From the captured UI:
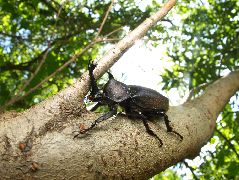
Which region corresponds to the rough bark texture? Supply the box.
[0,70,238,179]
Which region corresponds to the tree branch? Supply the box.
[1,46,51,111]
[94,0,115,40]
[183,161,199,180]
[192,70,239,120]
[0,34,70,73]
[216,128,239,159]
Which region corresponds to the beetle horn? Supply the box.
[107,72,114,79]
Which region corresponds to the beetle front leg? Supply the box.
[74,106,117,138]
[89,102,103,111]
[162,113,183,140]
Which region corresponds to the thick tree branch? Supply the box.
[192,70,239,120]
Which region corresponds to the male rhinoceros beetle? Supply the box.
[74,61,183,146]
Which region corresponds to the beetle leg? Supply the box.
[127,112,163,146]
[74,106,117,138]
[141,118,163,147]
[162,113,183,140]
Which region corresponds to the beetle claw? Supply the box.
[170,131,183,141]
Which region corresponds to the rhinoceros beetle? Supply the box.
[74,60,183,146]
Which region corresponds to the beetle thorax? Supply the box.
[103,78,130,103]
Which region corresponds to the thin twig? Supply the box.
[3,40,99,108]
[183,161,199,180]
[104,27,123,38]
[53,0,68,29]
[216,128,239,159]
[94,0,115,40]
[1,1,118,110]
[21,46,51,92]
[101,38,121,42]
[161,19,174,26]
[1,46,51,111]
[186,83,209,102]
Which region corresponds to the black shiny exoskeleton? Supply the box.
[75,61,183,146]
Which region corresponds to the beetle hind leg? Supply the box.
[142,118,163,147]
[127,112,163,146]
[162,113,183,140]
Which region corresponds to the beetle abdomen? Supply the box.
[128,85,169,111]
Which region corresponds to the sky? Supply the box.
[110,40,187,106]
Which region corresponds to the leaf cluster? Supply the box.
[0,0,156,110]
